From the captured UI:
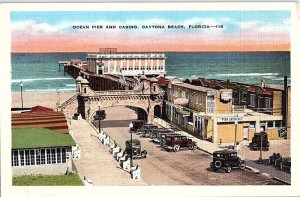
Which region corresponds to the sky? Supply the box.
[11,11,290,53]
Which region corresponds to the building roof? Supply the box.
[12,128,76,149]
[174,82,215,92]
[12,110,68,134]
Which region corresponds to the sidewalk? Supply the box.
[69,119,147,186]
[153,118,291,184]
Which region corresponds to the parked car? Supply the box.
[130,120,146,132]
[162,135,197,152]
[249,132,269,151]
[136,124,158,135]
[125,139,147,159]
[158,133,182,146]
[279,157,291,173]
[150,128,174,139]
[268,153,282,166]
[210,150,246,173]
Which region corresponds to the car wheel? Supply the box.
[191,145,197,150]
[239,161,246,170]
[214,160,222,168]
[142,150,147,158]
[174,145,180,152]
[226,166,232,173]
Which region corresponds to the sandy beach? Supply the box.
[11,91,76,109]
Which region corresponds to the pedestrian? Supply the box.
[219,138,222,145]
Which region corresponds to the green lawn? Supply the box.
[13,173,83,186]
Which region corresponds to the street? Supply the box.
[95,106,284,185]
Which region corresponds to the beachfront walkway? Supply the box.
[69,119,147,186]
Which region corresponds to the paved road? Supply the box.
[97,106,283,185]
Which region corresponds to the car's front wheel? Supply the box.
[226,166,232,173]
[214,160,222,169]
[239,161,246,170]
[173,145,180,152]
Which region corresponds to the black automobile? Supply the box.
[210,150,246,173]
[135,124,158,135]
[125,139,147,159]
[250,132,270,151]
[279,157,291,173]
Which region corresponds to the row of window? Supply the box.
[171,89,203,105]
[11,148,68,167]
[121,66,164,71]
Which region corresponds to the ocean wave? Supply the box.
[25,88,76,92]
[65,84,76,87]
[216,73,279,77]
[11,77,73,83]
[165,76,178,79]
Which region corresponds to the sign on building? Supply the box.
[221,91,232,102]
[217,116,243,123]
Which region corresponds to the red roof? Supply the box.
[12,108,68,134]
[30,106,54,112]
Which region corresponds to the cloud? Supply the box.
[11,20,70,35]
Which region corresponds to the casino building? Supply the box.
[165,78,290,143]
[86,48,166,77]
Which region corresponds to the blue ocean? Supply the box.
[11,52,290,92]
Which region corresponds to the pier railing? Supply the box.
[58,93,79,110]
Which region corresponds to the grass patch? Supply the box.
[13,173,83,186]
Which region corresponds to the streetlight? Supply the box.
[129,122,133,168]
[20,81,23,109]
[257,132,263,164]
[98,103,101,134]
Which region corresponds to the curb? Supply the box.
[272,176,291,185]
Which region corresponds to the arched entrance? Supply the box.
[90,106,148,129]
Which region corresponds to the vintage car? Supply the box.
[249,132,270,151]
[279,157,291,173]
[136,124,159,135]
[149,128,174,139]
[158,133,182,145]
[268,153,282,166]
[162,135,197,151]
[210,150,246,173]
[125,139,147,159]
[130,120,146,132]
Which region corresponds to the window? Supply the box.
[36,149,41,165]
[242,92,247,102]
[275,121,282,128]
[25,150,30,165]
[265,98,272,109]
[47,149,51,164]
[12,150,19,166]
[198,96,202,105]
[51,149,56,164]
[62,148,67,163]
[30,150,35,165]
[250,94,256,107]
[20,150,24,166]
[267,121,274,128]
[41,149,46,164]
[57,148,62,164]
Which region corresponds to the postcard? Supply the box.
[1,2,299,197]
